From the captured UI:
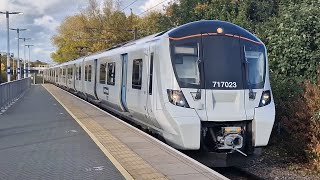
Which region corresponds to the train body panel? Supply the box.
[45,20,275,166]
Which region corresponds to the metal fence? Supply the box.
[0,78,31,112]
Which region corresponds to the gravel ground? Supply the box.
[240,145,320,180]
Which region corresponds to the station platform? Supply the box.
[0,85,226,180]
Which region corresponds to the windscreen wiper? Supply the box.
[243,47,255,100]
[195,42,201,99]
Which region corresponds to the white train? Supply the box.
[45,20,275,166]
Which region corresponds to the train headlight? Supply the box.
[217,27,223,34]
[167,89,190,108]
[259,90,271,107]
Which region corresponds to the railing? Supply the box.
[0,78,32,112]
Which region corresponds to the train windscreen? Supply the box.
[170,36,266,90]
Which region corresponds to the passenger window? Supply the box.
[78,66,81,80]
[149,53,154,95]
[68,68,72,79]
[107,62,116,85]
[85,65,88,81]
[76,67,78,80]
[132,59,142,89]
[88,65,92,82]
[100,63,106,84]
[62,68,65,79]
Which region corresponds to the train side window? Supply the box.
[72,67,75,79]
[65,68,67,83]
[107,62,116,85]
[88,65,92,82]
[85,65,88,81]
[100,63,106,84]
[149,53,154,95]
[76,66,79,80]
[79,66,82,80]
[68,67,73,79]
[132,59,142,89]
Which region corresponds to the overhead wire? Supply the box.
[121,0,139,12]
[138,0,169,16]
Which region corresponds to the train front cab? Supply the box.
[162,20,275,166]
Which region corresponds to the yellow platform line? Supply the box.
[43,85,134,180]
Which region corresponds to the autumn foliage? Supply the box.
[273,79,320,171]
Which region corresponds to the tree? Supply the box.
[51,0,134,63]
[259,0,320,82]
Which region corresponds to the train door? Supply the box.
[67,66,71,88]
[58,68,61,84]
[201,34,247,121]
[80,60,85,94]
[74,64,79,92]
[146,45,161,128]
[55,68,58,83]
[93,59,99,100]
[64,67,67,86]
[121,54,129,111]
[73,64,76,90]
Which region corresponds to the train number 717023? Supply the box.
[212,81,237,88]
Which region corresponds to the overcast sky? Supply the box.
[0,0,169,64]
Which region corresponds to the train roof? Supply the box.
[167,20,262,44]
[52,20,263,67]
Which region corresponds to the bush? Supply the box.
[273,77,320,171]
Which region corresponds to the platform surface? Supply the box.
[0,85,124,180]
[43,84,226,180]
[0,84,226,180]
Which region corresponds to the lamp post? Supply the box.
[0,11,23,82]
[11,28,27,80]
[19,37,31,78]
[25,44,33,77]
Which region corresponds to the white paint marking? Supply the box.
[93,166,104,171]
[85,168,92,172]
[85,166,104,172]
[66,129,78,134]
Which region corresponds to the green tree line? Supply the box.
[52,0,320,82]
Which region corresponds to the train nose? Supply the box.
[205,90,247,121]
